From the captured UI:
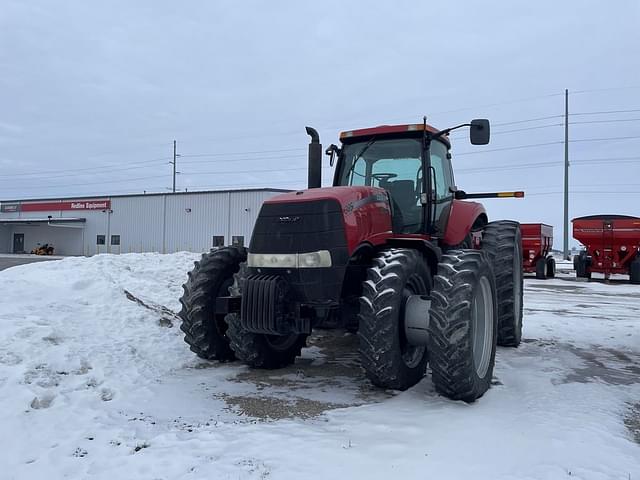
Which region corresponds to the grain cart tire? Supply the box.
[535,258,546,279]
[427,250,498,402]
[546,257,556,278]
[358,249,431,390]
[480,221,524,347]
[630,257,640,285]
[576,251,591,279]
[226,313,306,369]
[178,246,246,361]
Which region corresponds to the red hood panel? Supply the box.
[264,186,393,252]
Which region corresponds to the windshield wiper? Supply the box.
[344,138,376,183]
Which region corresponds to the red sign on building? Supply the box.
[19,199,111,212]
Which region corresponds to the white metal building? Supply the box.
[0,189,288,256]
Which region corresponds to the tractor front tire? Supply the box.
[358,249,431,391]
[481,221,524,347]
[178,246,246,361]
[427,250,498,402]
[225,313,306,369]
[546,257,556,278]
[535,258,546,279]
[630,257,640,285]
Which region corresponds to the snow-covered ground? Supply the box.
[0,253,639,479]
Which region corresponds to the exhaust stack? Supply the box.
[305,127,322,189]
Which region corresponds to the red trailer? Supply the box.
[572,214,640,283]
[521,223,555,279]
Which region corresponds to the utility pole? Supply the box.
[563,89,569,260]
[171,140,177,193]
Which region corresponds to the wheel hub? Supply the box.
[472,276,494,378]
[403,294,431,346]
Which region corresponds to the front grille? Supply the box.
[250,200,347,254]
[240,274,288,334]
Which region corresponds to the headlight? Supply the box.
[247,250,332,268]
[298,250,332,268]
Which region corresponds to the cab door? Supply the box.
[429,140,455,235]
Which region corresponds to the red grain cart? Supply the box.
[521,223,555,279]
[572,215,640,283]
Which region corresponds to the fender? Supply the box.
[442,200,487,246]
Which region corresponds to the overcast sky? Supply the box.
[1,0,639,245]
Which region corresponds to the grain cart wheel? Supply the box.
[546,257,556,278]
[225,266,306,369]
[535,258,546,279]
[480,221,524,347]
[358,249,431,390]
[178,246,246,361]
[576,251,591,279]
[630,256,640,285]
[427,250,498,402]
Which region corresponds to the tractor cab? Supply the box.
[334,125,453,235]
[325,120,490,238]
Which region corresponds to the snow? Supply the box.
[0,253,639,479]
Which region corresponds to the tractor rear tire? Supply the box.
[630,257,640,285]
[480,221,523,347]
[225,313,306,369]
[427,250,498,402]
[546,257,556,278]
[535,258,546,279]
[178,246,246,361]
[358,249,431,391]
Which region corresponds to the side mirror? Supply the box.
[470,119,490,145]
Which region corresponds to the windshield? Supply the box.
[336,138,423,233]
[337,138,423,189]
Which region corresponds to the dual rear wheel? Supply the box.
[358,247,502,402]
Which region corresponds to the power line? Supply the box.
[491,115,564,127]
[0,156,172,179]
[0,174,170,191]
[180,147,304,158]
[456,141,563,156]
[570,118,640,125]
[571,108,640,116]
[570,135,640,143]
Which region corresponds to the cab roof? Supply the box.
[339,123,450,147]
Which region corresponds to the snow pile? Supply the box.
[0,253,639,479]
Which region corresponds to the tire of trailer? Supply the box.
[546,257,556,278]
[225,313,306,369]
[178,246,246,361]
[358,248,431,391]
[630,257,640,285]
[427,250,498,402]
[480,221,524,347]
[535,258,546,279]
[576,251,591,279]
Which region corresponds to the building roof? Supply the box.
[0,187,292,204]
[0,217,86,225]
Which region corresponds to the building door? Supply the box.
[13,233,25,253]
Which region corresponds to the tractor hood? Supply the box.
[260,186,393,254]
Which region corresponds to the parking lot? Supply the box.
[0,254,63,271]
[0,252,638,479]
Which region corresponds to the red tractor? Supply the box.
[179,119,524,402]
